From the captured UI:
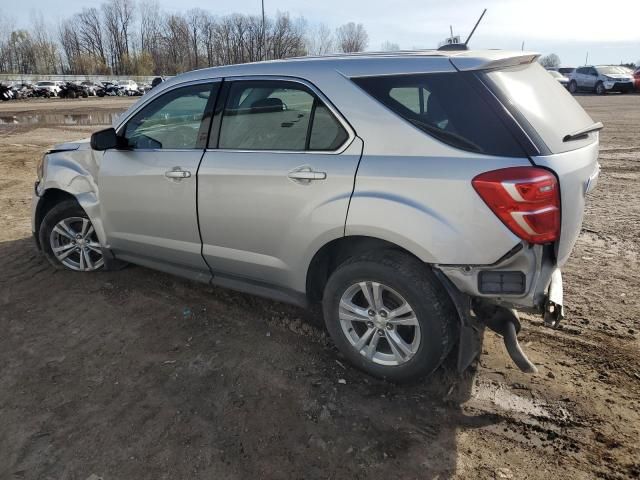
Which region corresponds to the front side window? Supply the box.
[216,80,348,151]
[123,82,216,149]
[353,73,525,157]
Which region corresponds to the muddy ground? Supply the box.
[0,95,638,479]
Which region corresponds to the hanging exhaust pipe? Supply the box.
[473,300,538,374]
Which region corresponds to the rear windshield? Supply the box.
[485,62,596,154]
[352,73,526,157]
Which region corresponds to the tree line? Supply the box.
[0,2,373,76]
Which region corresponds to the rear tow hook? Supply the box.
[474,302,538,374]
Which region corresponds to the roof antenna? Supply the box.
[438,8,487,51]
[464,8,487,46]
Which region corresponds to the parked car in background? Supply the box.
[58,82,89,99]
[0,83,13,101]
[558,67,575,78]
[568,65,635,94]
[634,67,640,91]
[32,50,602,383]
[548,69,569,88]
[81,81,99,96]
[34,81,60,97]
[117,79,139,95]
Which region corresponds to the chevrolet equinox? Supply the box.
[32,50,602,382]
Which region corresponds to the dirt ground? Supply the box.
[0,95,638,480]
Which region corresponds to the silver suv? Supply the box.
[32,50,602,382]
[568,65,635,94]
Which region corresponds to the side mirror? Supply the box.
[90,127,123,150]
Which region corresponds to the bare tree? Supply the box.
[0,4,351,75]
[269,12,306,60]
[306,23,334,55]
[102,0,135,74]
[336,22,368,53]
[539,53,561,69]
[30,13,59,74]
[75,8,108,72]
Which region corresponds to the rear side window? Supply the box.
[485,62,596,154]
[353,73,526,157]
[216,80,348,151]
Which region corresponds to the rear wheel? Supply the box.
[322,250,457,382]
[39,200,104,272]
[568,80,578,94]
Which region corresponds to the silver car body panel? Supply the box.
[32,49,596,310]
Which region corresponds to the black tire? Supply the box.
[568,80,578,94]
[68,90,77,99]
[39,199,104,272]
[322,250,457,383]
[595,81,606,95]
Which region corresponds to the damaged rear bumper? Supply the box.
[435,242,558,313]
[434,243,565,373]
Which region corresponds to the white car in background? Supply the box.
[117,80,139,96]
[34,81,61,97]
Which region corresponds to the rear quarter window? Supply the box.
[353,73,526,157]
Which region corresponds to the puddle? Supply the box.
[0,110,123,126]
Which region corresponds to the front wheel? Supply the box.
[322,250,457,382]
[568,80,578,94]
[595,81,606,95]
[39,200,104,272]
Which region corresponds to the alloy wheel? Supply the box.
[49,216,103,271]
[338,281,421,366]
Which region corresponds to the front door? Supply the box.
[197,78,362,291]
[99,80,219,280]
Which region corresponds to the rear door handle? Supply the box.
[165,167,191,179]
[287,168,326,182]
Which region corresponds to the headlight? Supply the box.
[36,153,46,181]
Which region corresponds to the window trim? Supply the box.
[114,79,220,152]
[207,75,355,155]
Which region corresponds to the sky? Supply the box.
[10,0,640,66]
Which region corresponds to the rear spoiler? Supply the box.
[563,122,604,142]
[449,53,539,72]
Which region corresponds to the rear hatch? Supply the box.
[480,62,601,266]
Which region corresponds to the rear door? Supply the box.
[197,77,361,291]
[99,80,219,280]
[485,62,600,266]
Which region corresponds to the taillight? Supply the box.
[472,167,560,244]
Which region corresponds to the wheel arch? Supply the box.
[35,187,106,248]
[306,235,433,304]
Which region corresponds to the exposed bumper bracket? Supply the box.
[544,269,564,328]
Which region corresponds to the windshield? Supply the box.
[597,66,627,75]
[485,62,596,154]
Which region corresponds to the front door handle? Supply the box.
[165,167,191,179]
[287,168,327,182]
